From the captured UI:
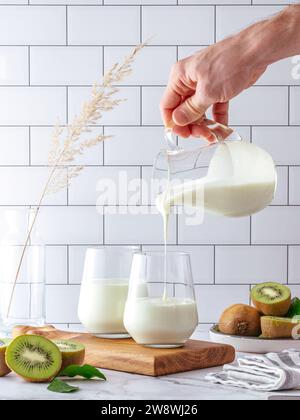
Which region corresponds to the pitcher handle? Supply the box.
[165,118,241,148]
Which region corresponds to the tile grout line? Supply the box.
[139,165,142,206]
[5,3,293,7]
[28,126,31,166]
[140,86,143,126]
[66,86,69,124]
[287,245,289,284]
[140,5,142,44]
[66,5,68,46]
[28,46,30,86]
[103,212,105,245]
[103,126,105,165]
[102,45,104,77]
[0,124,297,128]
[213,245,216,285]
[287,165,290,205]
[288,85,290,125]
[214,5,216,44]
[66,167,69,205]
[0,84,296,88]
[67,244,70,285]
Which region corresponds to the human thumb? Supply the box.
[172,94,210,126]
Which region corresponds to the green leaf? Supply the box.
[59,364,106,381]
[47,378,79,394]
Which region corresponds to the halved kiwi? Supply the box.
[251,282,291,316]
[0,338,11,377]
[5,335,62,383]
[261,316,300,339]
[52,339,85,371]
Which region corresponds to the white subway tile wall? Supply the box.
[0,2,298,328]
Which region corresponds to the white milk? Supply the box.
[78,279,129,335]
[124,297,198,346]
[157,178,275,218]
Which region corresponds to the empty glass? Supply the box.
[124,251,198,348]
[78,246,139,338]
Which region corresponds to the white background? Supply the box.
[0,0,299,330]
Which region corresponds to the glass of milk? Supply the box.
[124,251,198,348]
[78,246,139,338]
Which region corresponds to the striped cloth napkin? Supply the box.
[206,350,300,391]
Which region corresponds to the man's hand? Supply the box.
[161,3,300,140]
[160,33,267,140]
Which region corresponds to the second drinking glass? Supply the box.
[78,246,139,338]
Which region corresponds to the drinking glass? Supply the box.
[78,246,139,338]
[0,208,45,337]
[124,251,198,348]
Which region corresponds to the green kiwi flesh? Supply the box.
[251,282,291,316]
[52,339,85,370]
[5,335,62,382]
[261,316,300,339]
[0,339,11,377]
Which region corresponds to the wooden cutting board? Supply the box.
[13,325,235,377]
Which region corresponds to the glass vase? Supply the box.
[0,208,46,337]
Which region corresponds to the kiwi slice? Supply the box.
[261,316,300,339]
[251,282,291,316]
[5,335,62,383]
[52,340,85,371]
[0,338,11,377]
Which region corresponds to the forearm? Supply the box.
[235,4,300,68]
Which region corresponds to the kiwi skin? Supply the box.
[0,340,11,377]
[219,304,261,337]
[5,335,62,383]
[261,316,300,339]
[251,283,291,317]
[53,340,85,371]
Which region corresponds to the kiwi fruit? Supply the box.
[5,335,62,383]
[52,339,85,371]
[251,282,291,316]
[0,339,11,377]
[261,316,300,339]
[219,304,261,337]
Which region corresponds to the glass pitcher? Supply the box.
[152,121,277,220]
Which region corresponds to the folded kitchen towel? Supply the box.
[206,349,300,391]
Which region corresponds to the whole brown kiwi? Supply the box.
[0,340,11,377]
[219,304,261,337]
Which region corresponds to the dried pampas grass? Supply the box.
[7,42,146,317]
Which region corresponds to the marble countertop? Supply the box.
[0,330,299,401]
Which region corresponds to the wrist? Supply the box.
[235,5,300,69]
